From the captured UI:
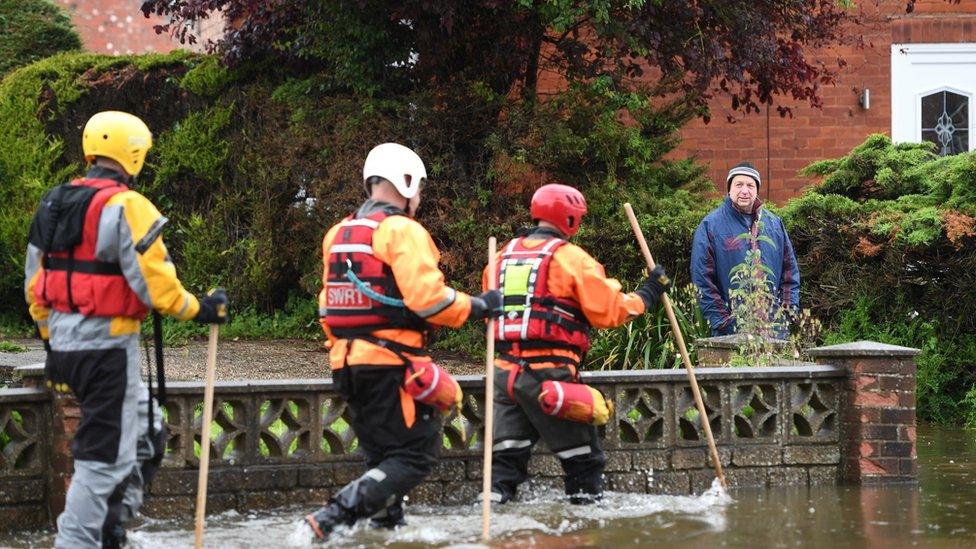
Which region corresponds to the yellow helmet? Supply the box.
[82,111,153,176]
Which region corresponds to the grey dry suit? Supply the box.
[25,166,203,548]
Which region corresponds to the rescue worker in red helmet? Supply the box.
[484,183,671,504]
[24,111,229,548]
[301,143,502,541]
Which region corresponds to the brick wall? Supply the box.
[672,0,976,203]
[56,0,224,55]
[56,0,177,55]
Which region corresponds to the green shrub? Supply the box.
[0,0,81,75]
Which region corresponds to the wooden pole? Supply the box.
[623,203,727,489]
[194,324,220,549]
[481,237,497,541]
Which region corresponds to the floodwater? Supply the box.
[2,424,974,548]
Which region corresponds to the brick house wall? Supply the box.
[672,0,976,203]
[55,0,224,55]
[61,1,976,202]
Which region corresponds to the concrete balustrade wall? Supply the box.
[0,340,918,530]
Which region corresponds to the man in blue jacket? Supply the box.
[690,162,800,336]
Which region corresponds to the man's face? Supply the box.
[728,175,758,212]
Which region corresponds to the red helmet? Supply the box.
[530,184,587,237]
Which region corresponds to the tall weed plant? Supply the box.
[588,283,710,370]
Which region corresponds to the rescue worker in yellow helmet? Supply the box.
[24,111,229,548]
[301,143,502,541]
[484,183,671,504]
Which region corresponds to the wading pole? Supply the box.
[623,203,727,489]
[194,324,220,548]
[482,236,497,541]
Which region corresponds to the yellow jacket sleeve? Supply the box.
[373,216,472,328]
[109,191,199,320]
[24,244,50,339]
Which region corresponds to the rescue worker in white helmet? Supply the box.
[484,183,671,504]
[24,111,229,548]
[300,143,502,541]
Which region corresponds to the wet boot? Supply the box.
[304,503,353,541]
[101,523,127,549]
[305,472,387,540]
[102,481,128,548]
[563,450,605,505]
[569,491,603,505]
[370,499,406,529]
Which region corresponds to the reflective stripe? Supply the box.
[493,439,532,452]
[553,380,565,414]
[556,445,592,459]
[415,287,456,318]
[330,244,374,255]
[540,239,563,253]
[135,215,168,254]
[364,468,387,482]
[176,293,191,318]
[414,364,440,401]
[343,218,380,228]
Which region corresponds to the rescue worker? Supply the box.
[486,183,671,504]
[301,143,502,541]
[24,111,229,548]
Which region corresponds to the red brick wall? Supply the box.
[673,0,976,203]
[57,0,227,54]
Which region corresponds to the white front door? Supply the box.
[891,43,976,155]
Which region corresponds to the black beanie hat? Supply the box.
[726,162,761,191]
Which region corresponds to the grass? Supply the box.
[0,341,28,353]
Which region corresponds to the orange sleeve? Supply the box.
[549,243,645,329]
[373,216,472,327]
[318,223,342,343]
[481,251,504,292]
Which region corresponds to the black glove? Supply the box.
[194,288,229,324]
[469,289,503,321]
[635,265,672,310]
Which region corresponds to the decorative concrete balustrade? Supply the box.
[0,340,917,530]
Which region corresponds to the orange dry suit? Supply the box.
[483,227,646,504]
[313,200,476,530]
[484,230,646,378]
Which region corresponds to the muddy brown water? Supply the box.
[2,424,974,548]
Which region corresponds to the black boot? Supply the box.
[101,523,127,549]
[370,498,406,529]
[304,503,352,541]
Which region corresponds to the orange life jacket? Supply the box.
[31,178,148,319]
[493,236,591,355]
[322,208,427,339]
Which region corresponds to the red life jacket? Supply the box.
[33,178,148,319]
[322,208,427,338]
[493,236,591,355]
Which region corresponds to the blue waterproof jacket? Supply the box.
[690,197,800,336]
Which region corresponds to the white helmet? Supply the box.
[362,143,427,199]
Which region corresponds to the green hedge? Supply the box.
[0,52,706,325]
[783,135,976,425]
[0,0,81,75]
[4,52,976,426]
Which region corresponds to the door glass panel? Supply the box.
[921,90,969,156]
